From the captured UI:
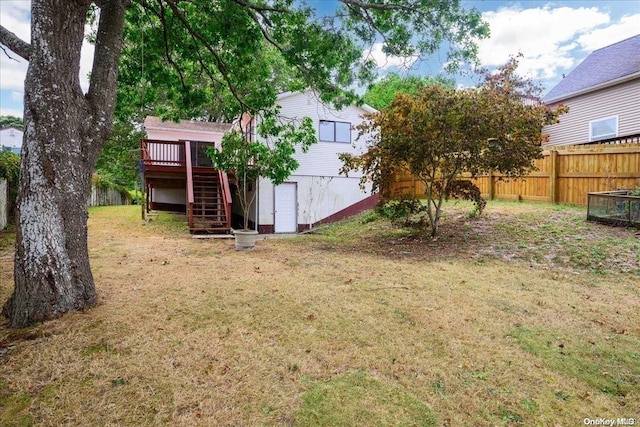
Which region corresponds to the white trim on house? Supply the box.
[545,71,640,104]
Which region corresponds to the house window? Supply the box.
[589,116,618,141]
[319,120,351,143]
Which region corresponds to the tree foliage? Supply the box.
[341,57,568,237]
[363,73,455,111]
[0,116,23,129]
[115,0,488,122]
[0,150,20,221]
[95,119,144,190]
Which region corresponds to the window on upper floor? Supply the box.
[319,120,351,143]
[589,116,618,141]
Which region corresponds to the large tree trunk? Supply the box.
[2,0,128,328]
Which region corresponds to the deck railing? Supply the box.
[585,132,640,145]
[141,139,186,168]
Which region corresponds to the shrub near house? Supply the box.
[0,150,20,226]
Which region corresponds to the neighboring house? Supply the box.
[0,127,23,154]
[141,91,378,233]
[542,34,640,146]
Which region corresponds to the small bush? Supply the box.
[359,210,380,224]
[378,198,429,229]
[378,198,424,220]
[0,151,21,222]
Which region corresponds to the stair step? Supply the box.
[188,171,230,234]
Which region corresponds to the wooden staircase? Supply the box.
[185,141,232,234]
[190,172,230,233]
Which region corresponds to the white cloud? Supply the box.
[0,1,30,41]
[0,107,23,118]
[0,54,28,91]
[477,6,612,80]
[0,1,30,92]
[576,13,640,51]
[364,42,419,70]
[0,1,94,94]
[79,33,95,91]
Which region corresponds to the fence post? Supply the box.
[549,149,558,204]
[0,179,7,230]
[411,174,416,198]
[488,170,494,200]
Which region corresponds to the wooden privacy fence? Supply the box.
[0,179,7,229]
[389,143,640,207]
[89,184,131,207]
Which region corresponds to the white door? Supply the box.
[274,183,297,233]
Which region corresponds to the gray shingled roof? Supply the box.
[544,34,640,103]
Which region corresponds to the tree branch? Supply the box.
[231,0,288,15]
[157,1,188,90]
[162,0,252,113]
[86,0,130,157]
[0,25,31,61]
[340,0,417,13]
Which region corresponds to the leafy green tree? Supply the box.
[341,58,567,238]
[0,151,21,222]
[0,116,23,129]
[95,119,144,190]
[0,0,488,327]
[363,73,455,111]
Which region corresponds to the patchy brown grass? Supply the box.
[0,202,638,426]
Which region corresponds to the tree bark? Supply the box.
[2,0,128,328]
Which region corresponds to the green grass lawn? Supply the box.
[0,201,638,426]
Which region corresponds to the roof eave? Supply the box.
[144,124,231,134]
[545,70,640,104]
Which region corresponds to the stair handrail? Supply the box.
[185,140,195,228]
[218,170,233,229]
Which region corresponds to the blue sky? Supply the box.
[1,0,639,117]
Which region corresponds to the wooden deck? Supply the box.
[141,139,233,233]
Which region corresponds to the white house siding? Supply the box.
[0,127,23,154]
[274,92,371,178]
[151,188,186,205]
[258,175,372,230]
[543,79,640,146]
[254,92,375,231]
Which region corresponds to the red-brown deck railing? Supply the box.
[141,139,186,169]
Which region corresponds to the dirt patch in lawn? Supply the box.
[305,201,640,274]
[0,202,638,426]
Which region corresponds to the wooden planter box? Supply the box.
[587,190,640,228]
